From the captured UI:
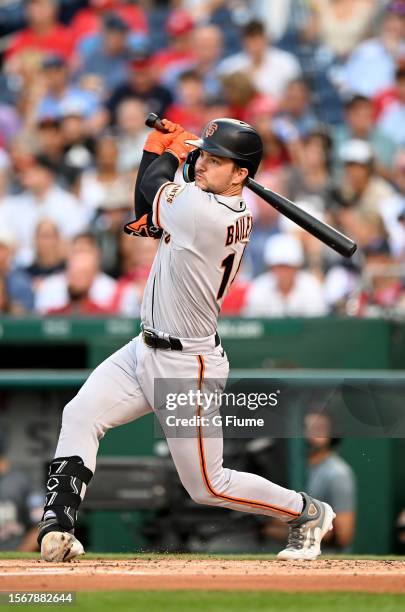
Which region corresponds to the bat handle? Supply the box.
[145,112,169,133]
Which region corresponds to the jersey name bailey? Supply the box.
[225,214,253,246]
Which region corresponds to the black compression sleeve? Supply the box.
[140,152,179,205]
[134,151,159,218]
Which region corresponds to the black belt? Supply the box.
[142,329,220,351]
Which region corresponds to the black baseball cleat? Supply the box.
[277,492,336,561]
[38,519,84,562]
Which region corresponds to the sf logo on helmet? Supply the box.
[204,122,218,138]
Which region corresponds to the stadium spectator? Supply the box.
[74,12,135,95]
[330,139,396,217]
[377,64,405,146]
[5,134,36,195]
[34,116,73,188]
[333,94,397,177]
[244,172,283,277]
[45,251,114,315]
[0,151,12,202]
[243,234,327,317]
[70,0,147,49]
[276,78,317,139]
[25,219,66,290]
[183,25,224,97]
[0,228,34,314]
[36,54,101,124]
[5,0,73,71]
[0,430,43,551]
[394,149,405,203]
[0,104,21,148]
[35,233,116,314]
[59,102,96,188]
[91,179,132,278]
[303,0,377,59]
[0,154,87,266]
[179,0,227,23]
[165,70,208,134]
[324,259,362,314]
[304,409,357,551]
[220,71,277,125]
[161,24,225,97]
[115,98,149,172]
[246,0,295,44]
[286,126,333,213]
[339,3,405,97]
[218,20,301,102]
[348,240,405,316]
[112,234,157,315]
[79,132,122,219]
[0,276,10,314]
[106,48,173,122]
[153,9,196,76]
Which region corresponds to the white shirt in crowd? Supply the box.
[34,272,117,314]
[218,47,301,100]
[0,186,87,266]
[243,270,328,317]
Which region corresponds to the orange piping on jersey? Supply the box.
[154,181,175,229]
[195,355,300,519]
[155,183,166,229]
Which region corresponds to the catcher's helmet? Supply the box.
[183,118,263,182]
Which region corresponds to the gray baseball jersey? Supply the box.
[141,181,253,337]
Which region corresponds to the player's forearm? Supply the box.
[134,151,159,218]
[140,151,179,204]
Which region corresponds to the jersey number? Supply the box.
[217,253,236,300]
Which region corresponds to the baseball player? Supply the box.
[37,118,335,562]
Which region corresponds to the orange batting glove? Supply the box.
[166,131,198,163]
[144,119,185,155]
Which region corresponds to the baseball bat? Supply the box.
[145,112,357,258]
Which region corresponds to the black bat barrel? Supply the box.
[247,179,357,258]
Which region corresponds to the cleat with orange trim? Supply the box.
[277,492,336,561]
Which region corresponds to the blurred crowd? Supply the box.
[0,0,405,318]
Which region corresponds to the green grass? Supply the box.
[1,552,405,561]
[1,591,405,612]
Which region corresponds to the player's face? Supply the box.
[194,150,248,195]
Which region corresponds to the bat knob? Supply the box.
[145,112,159,128]
[145,113,167,133]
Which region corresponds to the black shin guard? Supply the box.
[38,456,93,545]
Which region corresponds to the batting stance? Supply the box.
[38,118,335,562]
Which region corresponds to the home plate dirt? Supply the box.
[1,559,405,592]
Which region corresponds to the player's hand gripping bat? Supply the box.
[145,112,357,258]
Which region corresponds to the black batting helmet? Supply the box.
[183,118,263,182]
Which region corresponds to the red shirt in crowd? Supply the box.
[374,87,399,119]
[6,24,73,62]
[165,104,206,134]
[221,281,251,316]
[152,48,196,75]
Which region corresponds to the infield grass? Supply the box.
[1,552,404,560]
[1,591,405,612]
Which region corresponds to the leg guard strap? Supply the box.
[38,456,93,545]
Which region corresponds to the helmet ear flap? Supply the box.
[183,149,200,183]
